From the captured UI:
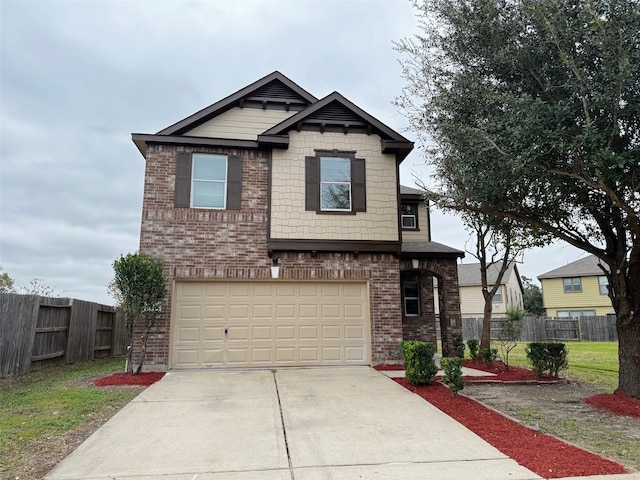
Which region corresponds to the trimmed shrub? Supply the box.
[467,339,480,359]
[525,342,569,378]
[480,347,498,366]
[401,341,438,385]
[440,357,465,395]
[546,343,569,377]
[453,332,466,358]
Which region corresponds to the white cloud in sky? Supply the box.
[0,0,585,304]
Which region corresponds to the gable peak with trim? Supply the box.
[132,71,413,160]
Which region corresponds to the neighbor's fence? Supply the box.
[0,293,127,377]
[461,315,618,343]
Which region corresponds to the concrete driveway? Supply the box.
[46,367,541,480]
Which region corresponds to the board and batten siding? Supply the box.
[270,131,399,242]
[184,107,296,141]
[541,276,613,316]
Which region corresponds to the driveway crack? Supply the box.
[272,369,295,480]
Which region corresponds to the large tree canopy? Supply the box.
[396,0,640,396]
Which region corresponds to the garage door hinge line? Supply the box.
[272,369,296,480]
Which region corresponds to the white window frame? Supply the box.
[557,310,596,318]
[403,281,420,316]
[320,157,352,211]
[401,203,418,229]
[563,277,582,293]
[492,287,503,303]
[598,276,608,295]
[191,154,228,209]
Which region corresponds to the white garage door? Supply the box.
[171,281,370,368]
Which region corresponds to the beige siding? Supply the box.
[270,131,398,241]
[402,204,430,243]
[541,276,613,316]
[184,107,296,140]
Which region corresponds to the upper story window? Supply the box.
[320,157,351,211]
[563,277,582,293]
[401,203,418,229]
[598,276,608,295]
[174,151,242,210]
[492,288,502,302]
[305,150,366,213]
[192,154,227,209]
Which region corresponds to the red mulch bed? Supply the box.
[94,372,165,387]
[395,378,627,478]
[586,390,640,418]
[461,359,563,382]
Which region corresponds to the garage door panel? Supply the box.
[171,281,369,368]
[344,325,365,340]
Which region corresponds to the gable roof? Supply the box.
[260,91,413,160]
[401,241,464,259]
[457,262,522,291]
[158,71,317,136]
[538,254,607,279]
[132,71,414,159]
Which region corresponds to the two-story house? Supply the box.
[131,72,463,370]
[538,255,614,317]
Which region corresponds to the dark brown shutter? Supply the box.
[174,152,192,208]
[352,158,366,212]
[226,155,243,210]
[305,156,319,211]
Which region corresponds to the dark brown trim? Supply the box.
[400,201,420,231]
[131,134,260,157]
[257,134,290,149]
[156,71,318,136]
[267,239,401,254]
[400,251,464,260]
[263,92,414,148]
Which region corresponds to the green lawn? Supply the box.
[0,358,137,478]
[492,341,619,391]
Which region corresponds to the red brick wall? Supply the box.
[135,144,402,369]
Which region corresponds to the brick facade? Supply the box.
[137,143,405,369]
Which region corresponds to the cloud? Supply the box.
[0,0,582,303]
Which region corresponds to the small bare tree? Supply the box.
[499,306,524,371]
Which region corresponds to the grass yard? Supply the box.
[0,357,138,479]
[494,341,619,391]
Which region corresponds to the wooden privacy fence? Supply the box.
[0,293,127,377]
[461,315,618,343]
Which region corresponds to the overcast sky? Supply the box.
[0,0,586,305]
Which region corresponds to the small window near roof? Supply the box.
[192,154,228,209]
[563,277,582,293]
[401,203,418,229]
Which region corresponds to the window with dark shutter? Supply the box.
[351,158,366,212]
[226,156,243,210]
[174,152,242,210]
[174,152,192,208]
[305,151,366,214]
[305,156,320,211]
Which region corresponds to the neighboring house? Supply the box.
[434,263,524,318]
[538,255,613,317]
[456,263,524,317]
[131,71,464,370]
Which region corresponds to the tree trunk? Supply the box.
[617,312,640,399]
[480,293,493,351]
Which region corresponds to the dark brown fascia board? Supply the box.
[262,92,414,146]
[156,71,318,136]
[400,193,423,202]
[131,133,259,157]
[400,250,465,260]
[257,134,290,149]
[267,239,401,254]
[381,140,414,162]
